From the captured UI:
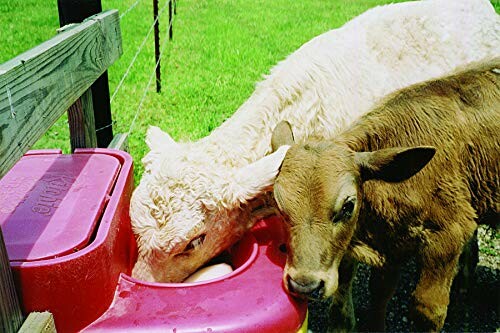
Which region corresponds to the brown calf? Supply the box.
[272,59,499,332]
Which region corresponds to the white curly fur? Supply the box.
[130,0,500,283]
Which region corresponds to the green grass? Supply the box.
[0,0,498,179]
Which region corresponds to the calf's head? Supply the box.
[272,123,435,299]
[131,126,290,282]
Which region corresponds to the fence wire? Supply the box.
[127,15,174,136]
[120,0,144,19]
[111,0,172,104]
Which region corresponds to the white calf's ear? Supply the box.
[225,145,290,205]
[146,126,178,151]
[355,146,435,182]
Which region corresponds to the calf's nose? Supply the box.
[287,275,325,299]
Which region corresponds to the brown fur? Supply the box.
[273,59,499,332]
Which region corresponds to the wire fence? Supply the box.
[128,15,174,135]
[110,0,172,104]
[110,0,176,136]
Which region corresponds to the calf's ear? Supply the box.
[271,121,295,152]
[355,146,435,182]
[142,126,180,173]
[146,126,178,151]
[223,145,290,206]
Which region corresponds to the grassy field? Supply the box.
[1,0,499,179]
[1,0,416,177]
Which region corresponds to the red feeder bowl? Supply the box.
[83,216,308,332]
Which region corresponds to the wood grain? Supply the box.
[18,312,56,333]
[0,229,23,333]
[0,10,122,178]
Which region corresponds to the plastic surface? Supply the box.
[84,216,308,333]
[1,149,136,333]
[0,153,120,261]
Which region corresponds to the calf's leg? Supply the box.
[453,229,479,296]
[328,257,358,332]
[367,264,401,331]
[411,253,461,332]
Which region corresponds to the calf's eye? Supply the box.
[331,199,356,223]
[184,233,206,252]
[341,200,355,216]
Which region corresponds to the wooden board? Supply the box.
[0,229,23,333]
[18,312,56,333]
[0,9,122,178]
[108,133,129,152]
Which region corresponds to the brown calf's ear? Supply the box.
[271,121,295,152]
[355,146,436,183]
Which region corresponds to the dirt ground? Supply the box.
[307,226,499,332]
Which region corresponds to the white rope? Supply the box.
[111,0,171,104]
[127,15,174,136]
[119,0,143,20]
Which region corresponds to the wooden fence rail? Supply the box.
[0,10,122,178]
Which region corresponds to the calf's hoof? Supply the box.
[410,300,447,332]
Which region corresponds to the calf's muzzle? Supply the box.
[286,274,325,300]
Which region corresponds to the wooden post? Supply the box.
[0,228,23,333]
[57,0,114,148]
[169,0,173,40]
[66,90,97,150]
[153,0,161,93]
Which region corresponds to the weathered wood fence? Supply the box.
[0,4,125,332]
